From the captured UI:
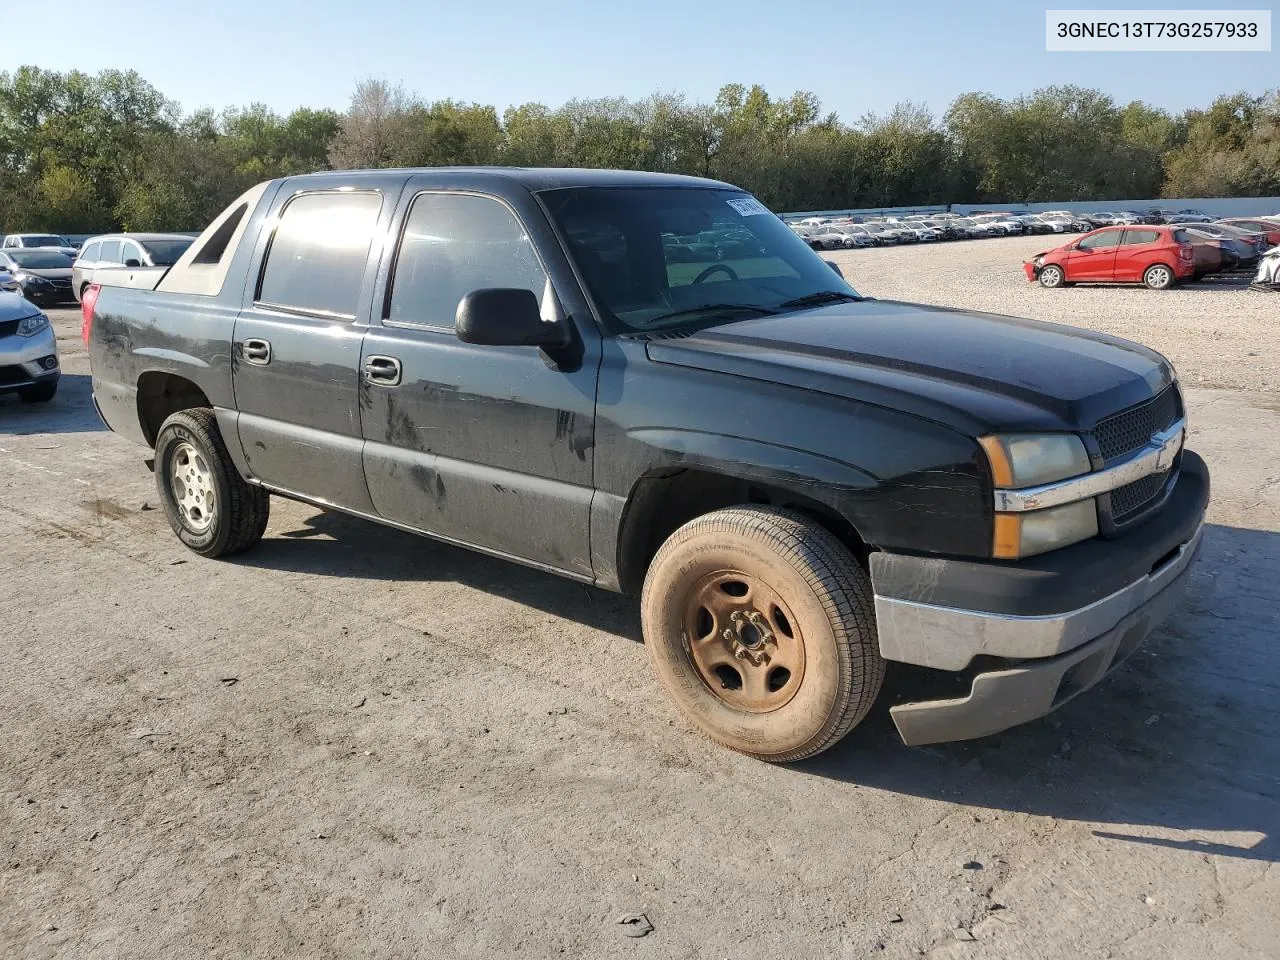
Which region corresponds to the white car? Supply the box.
[808,227,849,250]
[2,233,80,258]
[972,215,1023,235]
[828,225,877,248]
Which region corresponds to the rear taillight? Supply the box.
[81,284,101,346]
[1177,245,1195,260]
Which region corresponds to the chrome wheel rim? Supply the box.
[1041,266,1061,286]
[170,441,216,532]
[1148,266,1171,288]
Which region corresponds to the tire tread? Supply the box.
[644,506,884,763]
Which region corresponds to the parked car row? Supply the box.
[784,205,1280,251]
[1024,216,1280,290]
[786,210,1100,249]
[0,232,195,306]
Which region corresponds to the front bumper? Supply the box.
[0,325,61,394]
[871,450,1210,745]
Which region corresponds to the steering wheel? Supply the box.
[692,264,739,284]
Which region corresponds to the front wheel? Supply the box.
[641,506,884,763]
[1144,263,1175,290]
[1038,264,1065,288]
[154,408,269,558]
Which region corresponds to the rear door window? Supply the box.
[98,240,122,264]
[80,242,101,262]
[257,191,382,318]
[1121,229,1160,246]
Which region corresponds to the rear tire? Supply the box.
[18,381,57,403]
[1038,264,1065,288]
[1144,264,1175,289]
[154,408,269,558]
[641,506,884,763]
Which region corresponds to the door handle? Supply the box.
[363,355,402,386]
[242,338,271,365]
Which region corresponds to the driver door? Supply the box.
[1065,228,1122,281]
[358,187,600,576]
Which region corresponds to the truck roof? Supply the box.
[291,167,737,191]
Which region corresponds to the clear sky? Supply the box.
[12,0,1278,120]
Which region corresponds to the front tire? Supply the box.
[154,408,269,558]
[641,506,884,763]
[1144,264,1175,289]
[1038,264,1065,288]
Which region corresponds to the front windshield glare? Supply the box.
[541,187,860,332]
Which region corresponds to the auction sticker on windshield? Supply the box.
[726,197,771,217]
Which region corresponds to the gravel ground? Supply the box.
[830,235,1279,393]
[1,247,1278,960]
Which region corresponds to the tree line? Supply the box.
[1,66,1277,233]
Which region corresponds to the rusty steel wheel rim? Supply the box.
[681,569,807,713]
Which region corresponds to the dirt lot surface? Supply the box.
[2,236,1277,959]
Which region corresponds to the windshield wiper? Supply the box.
[645,302,779,326]
[776,290,866,310]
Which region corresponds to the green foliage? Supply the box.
[1,66,1277,235]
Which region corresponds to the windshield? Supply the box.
[18,235,66,248]
[140,238,194,266]
[542,187,861,333]
[9,251,73,269]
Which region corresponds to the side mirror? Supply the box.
[455,288,569,348]
[825,261,844,278]
[124,258,142,268]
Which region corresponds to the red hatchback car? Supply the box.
[1025,225,1197,290]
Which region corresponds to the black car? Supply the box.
[0,250,76,306]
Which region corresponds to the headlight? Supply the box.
[980,433,1096,559]
[16,273,50,286]
[16,313,50,336]
[993,500,1099,559]
[978,434,1091,488]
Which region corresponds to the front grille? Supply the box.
[1091,386,1180,463]
[0,319,18,337]
[0,365,30,386]
[1110,470,1170,522]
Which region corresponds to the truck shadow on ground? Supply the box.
[0,374,106,435]
[240,507,643,641]
[806,522,1280,866]
[242,510,1278,864]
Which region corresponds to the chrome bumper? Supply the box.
[883,523,1204,746]
[875,522,1204,671]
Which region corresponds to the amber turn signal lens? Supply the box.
[992,514,1022,559]
[978,435,1015,488]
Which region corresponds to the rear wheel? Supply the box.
[1038,264,1065,288]
[1144,264,1175,289]
[641,506,884,763]
[154,408,269,558]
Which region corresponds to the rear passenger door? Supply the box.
[358,185,600,576]
[231,178,407,512]
[1114,228,1161,281]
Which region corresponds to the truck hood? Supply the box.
[0,291,40,321]
[644,299,1174,435]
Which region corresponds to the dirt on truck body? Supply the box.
[84,167,1208,760]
